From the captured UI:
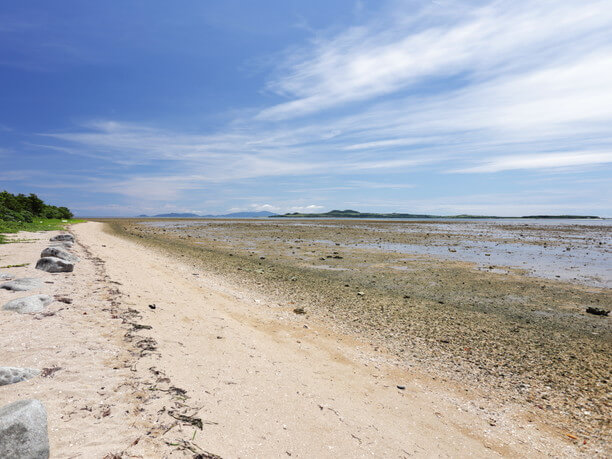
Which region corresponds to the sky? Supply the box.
[1,0,611,217]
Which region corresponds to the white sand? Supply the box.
[0,222,581,457]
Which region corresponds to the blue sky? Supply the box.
[1,0,611,217]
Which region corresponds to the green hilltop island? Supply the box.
[271,209,601,219]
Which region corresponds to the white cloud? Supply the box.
[249,203,280,212]
[16,0,612,216]
[259,0,612,120]
[451,152,612,173]
[288,204,324,213]
[226,203,324,214]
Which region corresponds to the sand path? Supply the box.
[1,222,579,457]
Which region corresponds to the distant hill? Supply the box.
[137,210,600,220]
[137,211,277,218]
[521,215,600,219]
[272,209,601,219]
[272,209,440,219]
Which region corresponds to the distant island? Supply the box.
[271,209,601,219]
[137,211,277,218]
[135,209,602,220]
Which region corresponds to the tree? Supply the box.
[0,190,73,222]
[27,193,45,215]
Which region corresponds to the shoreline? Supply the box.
[106,218,611,450]
[1,221,606,456]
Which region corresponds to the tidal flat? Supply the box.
[106,218,611,447]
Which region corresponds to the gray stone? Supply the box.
[49,241,73,249]
[49,234,74,242]
[35,257,73,273]
[40,247,79,263]
[0,278,42,292]
[0,368,40,386]
[2,295,53,314]
[0,399,49,459]
[0,274,14,281]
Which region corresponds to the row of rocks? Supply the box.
[0,232,77,458]
[35,234,77,274]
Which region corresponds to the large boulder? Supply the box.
[0,278,42,292]
[2,295,53,314]
[49,234,74,242]
[0,368,40,386]
[35,257,73,273]
[0,399,49,458]
[40,247,79,263]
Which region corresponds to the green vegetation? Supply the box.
[1,190,73,222]
[0,190,81,243]
[0,219,84,244]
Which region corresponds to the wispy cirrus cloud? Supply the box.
[259,0,612,120]
[7,0,612,215]
[451,152,612,173]
[37,1,612,180]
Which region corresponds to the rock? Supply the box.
[2,295,53,314]
[0,278,42,292]
[49,241,73,249]
[397,385,406,390]
[586,307,610,316]
[49,234,74,242]
[35,257,73,273]
[0,274,14,281]
[40,247,79,263]
[0,368,40,386]
[0,399,49,458]
[357,291,365,296]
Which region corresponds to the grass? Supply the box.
[0,263,29,269]
[0,218,85,244]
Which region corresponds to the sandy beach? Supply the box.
[0,221,608,457]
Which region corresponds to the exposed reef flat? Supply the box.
[106,217,611,452]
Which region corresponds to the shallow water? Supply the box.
[336,239,611,288]
[141,218,611,288]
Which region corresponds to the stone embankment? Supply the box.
[0,232,77,458]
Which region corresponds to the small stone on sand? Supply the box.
[2,295,53,314]
[0,367,40,386]
[0,278,42,292]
